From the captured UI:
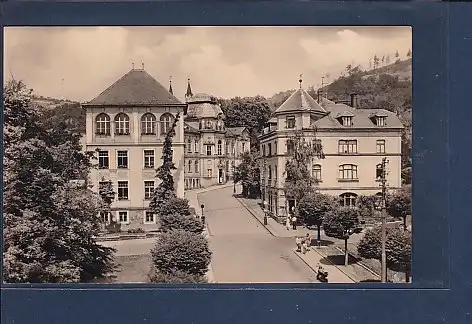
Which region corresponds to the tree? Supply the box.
[150,230,212,277]
[149,268,208,284]
[3,80,115,283]
[373,55,380,70]
[386,55,391,65]
[160,197,192,217]
[297,193,338,246]
[356,195,379,224]
[323,206,361,266]
[98,178,116,230]
[233,150,261,198]
[159,213,204,234]
[406,48,412,58]
[283,131,324,203]
[357,225,412,282]
[149,113,180,217]
[386,185,412,230]
[395,50,400,59]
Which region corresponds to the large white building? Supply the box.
[258,84,404,220]
[82,67,186,230]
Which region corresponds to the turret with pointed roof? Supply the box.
[168,76,173,95]
[185,78,193,101]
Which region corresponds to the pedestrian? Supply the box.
[285,216,291,231]
[295,236,302,252]
[292,215,297,230]
[303,233,311,253]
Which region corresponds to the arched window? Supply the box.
[96,113,110,135]
[160,113,174,135]
[141,113,156,135]
[339,164,358,180]
[188,160,192,173]
[312,164,322,181]
[376,164,383,180]
[340,192,358,207]
[114,113,130,135]
[217,140,222,155]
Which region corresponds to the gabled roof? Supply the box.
[226,126,247,137]
[85,69,183,106]
[184,121,200,134]
[275,88,327,115]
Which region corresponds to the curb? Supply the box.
[96,233,159,242]
[332,246,381,279]
[309,247,357,283]
[235,197,276,236]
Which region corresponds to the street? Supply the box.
[199,186,317,283]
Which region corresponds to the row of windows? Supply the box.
[284,115,386,128]
[187,160,199,173]
[185,178,201,189]
[95,113,174,136]
[261,141,277,156]
[100,210,156,224]
[98,149,165,169]
[99,180,155,200]
[283,139,386,155]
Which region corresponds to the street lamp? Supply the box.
[232,146,236,194]
[263,200,268,225]
[200,204,205,224]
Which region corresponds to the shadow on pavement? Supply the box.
[310,239,334,247]
[319,254,359,266]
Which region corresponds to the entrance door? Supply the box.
[218,169,223,184]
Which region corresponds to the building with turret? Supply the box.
[258,79,404,220]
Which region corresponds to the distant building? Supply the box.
[183,80,250,189]
[258,83,404,220]
[82,67,186,230]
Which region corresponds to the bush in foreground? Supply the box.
[148,267,208,284]
[159,213,204,234]
[151,230,211,276]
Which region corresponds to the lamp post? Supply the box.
[379,157,389,283]
[233,146,236,194]
[263,200,268,225]
[200,203,205,224]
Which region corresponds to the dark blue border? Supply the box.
[2,1,471,323]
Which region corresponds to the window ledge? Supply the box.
[141,133,156,136]
[118,198,129,201]
[338,152,360,155]
[115,133,131,136]
[117,167,129,169]
[337,179,359,183]
[143,221,156,225]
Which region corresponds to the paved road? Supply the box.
[199,186,316,283]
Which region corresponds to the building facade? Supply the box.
[82,67,186,230]
[182,81,251,189]
[258,85,404,220]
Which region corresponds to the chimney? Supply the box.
[317,89,324,104]
[350,93,358,108]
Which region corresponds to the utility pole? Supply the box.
[233,144,236,194]
[380,157,389,283]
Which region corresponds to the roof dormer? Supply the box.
[369,111,388,126]
[336,111,355,126]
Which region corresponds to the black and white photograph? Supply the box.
[3,26,412,284]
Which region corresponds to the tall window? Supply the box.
[194,140,199,153]
[338,140,358,154]
[206,145,212,156]
[144,181,154,200]
[376,140,386,154]
[141,113,156,135]
[286,116,296,129]
[226,141,229,154]
[262,145,266,157]
[376,164,383,180]
[117,181,129,200]
[287,140,295,155]
[217,140,222,155]
[225,160,229,173]
[160,113,174,135]
[268,165,272,180]
[187,139,192,153]
[242,143,246,152]
[340,193,358,207]
[144,150,155,168]
[339,164,358,180]
[195,160,199,173]
[117,151,128,168]
[96,113,111,135]
[312,164,322,181]
[231,142,235,155]
[188,160,192,173]
[144,211,155,224]
[342,116,353,126]
[98,151,109,169]
[274,140,277,154]
[268,143,272,156]
[207,169,212,178]
[376,116,386,126]
[118,211,129,223]
[115,113,130,135]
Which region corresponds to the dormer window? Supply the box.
[376,116,386,126]
[369,112,388,126]
[286,116,296,129]
[342,116,353,126]
[336,111,355,126]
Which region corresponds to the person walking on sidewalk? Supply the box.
[285,216,291,231]
[292,215,297,230]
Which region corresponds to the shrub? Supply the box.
[160,197,192,217]
[148,267,208,284]
[151,230,211,276]
[127,228,145,234]
[105,221,121,234]
[159,213,204,234]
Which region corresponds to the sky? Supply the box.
[4,26,411,102]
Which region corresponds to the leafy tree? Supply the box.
[3,80,115,283]
[149,113,180,217]
[406,48,412,58]
[233,150,261,198]
[150,230,212,276]
[323,206,361,266]
[284,132,324,203]
[357,225,412,282]
[395,50,400,59]
[98,178,116,230]
[159,213,204,234]
[148,267,208,284]
[387,185,412,230]
[373,54,380,70]
[297,193,338,245]
[356,195,379,224]
[386,55,391,65]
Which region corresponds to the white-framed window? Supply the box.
[376,116,386,126]
[188,160,192,173]
[100,211,111,224]
[115,113,130,135]
[117,150,128,168]
[268,143,272,156]
[342,116,353,126]
[226,141,229,154]
[187,138,192,153]
[217,140,222,155]
[226,160,229,173]
[376,140,386,154]
[339,164,358,180]
[242,142,246,152]
[286,116,296,129]
[206,145,212,156]
[117,181,129,200]
[338,140,357,154]
[312,164,322,181]
[144,181,155,200]
[117,211,129,224]
[160,113,174,134]
[96,113,111,135]
[194,139,199,153]
[98,150,109,169]
[286,139,295,155]
[207,169,212,178]
[231,142,235,155]
[141,113,156,135]
[144,150,155,168]
[195,160,199,173]
[144,211,156,224]
[340,193,358,207]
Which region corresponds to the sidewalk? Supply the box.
[184,183,234,283]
